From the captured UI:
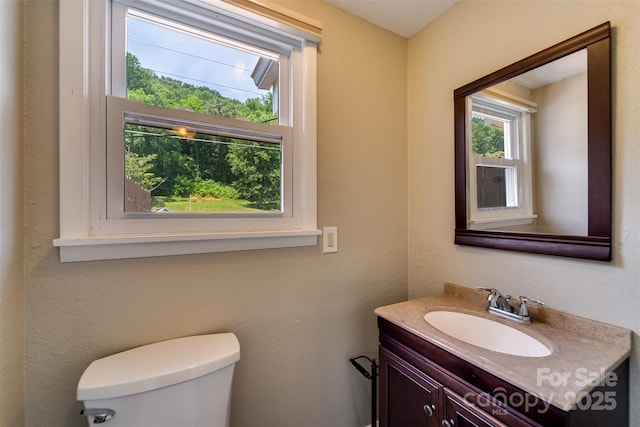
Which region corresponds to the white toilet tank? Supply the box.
[77,333,240,427]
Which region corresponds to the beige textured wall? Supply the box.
[0,0,25,426]
[408,0,640,424]
[534,72,588,235]
[23,1,407,426]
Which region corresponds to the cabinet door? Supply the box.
[380,347,442,427]
[442,388,508,427]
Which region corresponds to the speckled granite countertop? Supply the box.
[374,283,631,411]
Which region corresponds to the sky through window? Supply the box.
[127,15,272,102]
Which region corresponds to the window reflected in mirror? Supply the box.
[467,87,535,230]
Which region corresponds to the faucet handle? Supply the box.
[476,287,497,303]
[518,296,544,316]
[477,286,498,295]
[477,287,503,308]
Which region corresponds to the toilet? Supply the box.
[77,333,240,426]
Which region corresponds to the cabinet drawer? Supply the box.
[444,387,509,427]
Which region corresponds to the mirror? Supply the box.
[454,22,611,261]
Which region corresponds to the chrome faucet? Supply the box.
[517,296,545,318]
[477,287,543,323]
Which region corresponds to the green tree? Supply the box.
[125,124,192,197]
[471,116,505,158]
[227,141,281,209]
[237,93,276,123]
[126,53,155,95]
[125,151,162,190]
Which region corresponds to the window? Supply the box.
[55,0,322,262]
[467,89,537,229]
[113,6,286,216]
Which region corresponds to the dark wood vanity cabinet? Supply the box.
[378,317,629,427]
[380,346,518,427]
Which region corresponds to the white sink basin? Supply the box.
[424,311,552,357]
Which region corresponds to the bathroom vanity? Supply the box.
[375,284,631,427]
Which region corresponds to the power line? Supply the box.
[124,128,281,151]
[129,37,255,72]
[128,38,268,98]
[144,67,265,98]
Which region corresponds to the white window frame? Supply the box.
[467,89,537,230]
[55,0,321,262]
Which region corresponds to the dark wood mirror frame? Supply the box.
[454,22,611,261]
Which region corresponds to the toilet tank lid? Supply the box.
[77,333,240,401]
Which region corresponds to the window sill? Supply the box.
[53,230,321,262]
[468,214,537,231]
